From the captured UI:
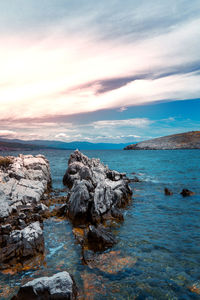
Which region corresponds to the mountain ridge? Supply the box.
[0,138,130,151]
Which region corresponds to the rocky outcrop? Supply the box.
[12,271,78,300]
[0,154,51,270]
[63,150,132,252]
[124,131,200,150]
[63,150,132,225]
[0,222,44,270]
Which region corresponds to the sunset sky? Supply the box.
[0,0,200,143]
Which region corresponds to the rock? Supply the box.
[164,188,173,196]
[84,250,137,274]
[129,176,141,183]
[63,150,132,225]
[87,225,116,251]
[52,204,68,217]
[11,271,78,300]
[0,222,44,269]
[180,189,195,197]
[0,154,51,270]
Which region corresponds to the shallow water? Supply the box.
[0,149,200,299]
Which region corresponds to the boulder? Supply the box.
[63,150,132,225]
[11,271,78,300]
[0,154,51,222]
[0,222,44,269]
[87,225,116,252]
[180,189,195,197]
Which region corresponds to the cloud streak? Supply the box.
[0,1,200,141]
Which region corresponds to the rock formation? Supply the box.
[124,131,200,150]
[63,150,132,251]
[12,271,77,300]
[0,154,51,270]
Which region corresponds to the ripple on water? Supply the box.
[0,149,200,299]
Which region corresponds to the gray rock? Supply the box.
[0,154,51,219]
[63,150,132,225]
[12,271,78,300]
[0,154,51,269]
[87,225,116,251]
[0,222,44,264]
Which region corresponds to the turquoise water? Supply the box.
[0,149,200,299]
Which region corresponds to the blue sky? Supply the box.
[0,1,200,142]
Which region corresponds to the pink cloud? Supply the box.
[0,18,200,121]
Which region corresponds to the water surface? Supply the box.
[0,149,200,299]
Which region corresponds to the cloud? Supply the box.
[55,133,70,139]
[118,107,127,112]
[92,118,152,128]
[0,16,200,121]
[0,130,16,137]
[0,1,200,142]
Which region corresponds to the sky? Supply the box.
[0,0,200,143]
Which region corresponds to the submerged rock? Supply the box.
[0,154,51,270]
[129,176,141,183]
[164,188,173,196]
[12,271,78,300]
[180,189,195,197]
[84,250,137,274]
[63,150,132,226]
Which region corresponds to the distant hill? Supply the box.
[0,140,60,151]
[124,131,200,150]
[0,138,130,150]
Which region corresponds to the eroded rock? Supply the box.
[87,225,116,252]
[63,150,132,226]
[12,271,78,300]
[63,150,132,252]
[0,154,51,270]
[0,222,44,269]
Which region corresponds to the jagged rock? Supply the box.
[87,225,116,252]
[11,271,78,300]
[0,154,51,270]
[0,222,44,269]
[180,189,195,197]
[164,188,173,196]
[0,154,51,221]
[63,150,132,225]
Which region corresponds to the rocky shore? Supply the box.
[0,154,51,270]
[0,150,133,299]
[124,131,200,150]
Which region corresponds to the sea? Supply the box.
[0,149,200,299]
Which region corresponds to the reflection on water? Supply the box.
[0,149,200,299]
